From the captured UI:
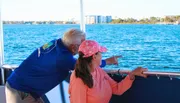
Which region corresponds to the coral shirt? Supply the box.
[69,67,134,103]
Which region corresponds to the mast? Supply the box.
[80,0,85,32]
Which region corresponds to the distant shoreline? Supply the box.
[3,23,180,25]
[3,15,180,25]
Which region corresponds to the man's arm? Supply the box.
[100,55,122,67]
[72,55,122,68]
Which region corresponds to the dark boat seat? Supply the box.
[109,74,180,103]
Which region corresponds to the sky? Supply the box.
[1,0,180,21]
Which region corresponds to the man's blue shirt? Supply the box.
[7,39,106,98]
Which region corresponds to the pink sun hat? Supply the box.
[78,40,107,58]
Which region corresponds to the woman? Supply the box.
[68,40,147,103]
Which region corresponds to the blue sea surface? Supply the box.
[3,24,180,103]
[3,24,180,71]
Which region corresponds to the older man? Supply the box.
[5,29,120,103]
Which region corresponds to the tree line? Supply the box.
[110,15,180,24]
[3,15,180,24]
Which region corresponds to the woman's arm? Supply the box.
[104,72,134,95]
[103,67,147,95]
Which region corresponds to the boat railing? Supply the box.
[1,64,180,80]
[1,64,180,103]
[105,69,180,80]
[1,64,18,70]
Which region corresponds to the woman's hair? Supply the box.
[75,52,96,88]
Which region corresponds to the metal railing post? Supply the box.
[0,1,5,85]
[59,83,66,103]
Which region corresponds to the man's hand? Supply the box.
[105,55,122,65]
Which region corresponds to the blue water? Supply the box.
[3,24,180,71]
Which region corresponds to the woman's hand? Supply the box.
[129,67,148,80]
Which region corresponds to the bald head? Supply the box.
[62,29,86,55]
[62,29,86,46]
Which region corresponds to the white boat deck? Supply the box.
[0,81,70,103]
[0,86,6,103]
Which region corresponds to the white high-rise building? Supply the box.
[85,15,112,24]
[106,16,112,23]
